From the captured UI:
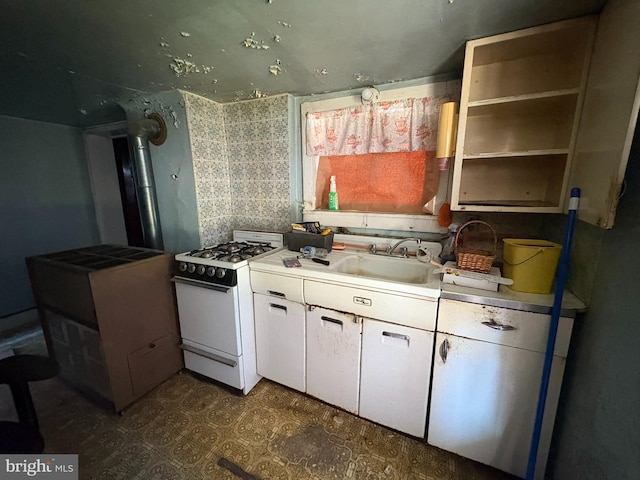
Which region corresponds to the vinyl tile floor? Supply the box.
[0,332,517,480]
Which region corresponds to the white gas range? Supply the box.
[172,230,284,394]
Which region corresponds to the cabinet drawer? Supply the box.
[305,280,437,331]
[250,271,304,303]
[438,299,573,356]
[128,332,183,396]
[182,341,245,390]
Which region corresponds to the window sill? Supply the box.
[302,209,447,234]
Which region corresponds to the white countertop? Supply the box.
[249,245,587,316]
[248,247,442,300]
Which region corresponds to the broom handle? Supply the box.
[526,187,580,479]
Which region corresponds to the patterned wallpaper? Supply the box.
[225,95,292,235]
[183,92,291,246]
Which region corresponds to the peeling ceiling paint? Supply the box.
[0,0,606,127]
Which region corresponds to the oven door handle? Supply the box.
[180,344,238,368]
[171,276,231,293]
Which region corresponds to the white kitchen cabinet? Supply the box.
[451,17,596,213]
[306,306,362,414]
[428,299,573,479]
[304,278,437,437]
[253,293,306,392]
[359,318,434,438]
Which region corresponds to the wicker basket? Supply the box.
[455,220,497,273]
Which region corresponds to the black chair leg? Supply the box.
[0,354,60,452]
[9,382,39,430]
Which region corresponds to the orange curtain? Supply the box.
[315,151,440,214]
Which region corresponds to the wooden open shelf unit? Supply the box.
[451,17,596,212]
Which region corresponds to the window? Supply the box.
[301,80,461,233]
[315,151,437,214]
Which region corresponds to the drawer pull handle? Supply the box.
[267,290,285,298]
[439,338,449,363]
[482,319,516,331]
[269,303,287,313]
[382,331,410,345]
[321,316,343,326]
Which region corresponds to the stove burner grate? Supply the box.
[187,242,274,261]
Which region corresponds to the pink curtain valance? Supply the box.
[306,95,451,156]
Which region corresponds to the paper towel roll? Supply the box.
[436,102,458,170]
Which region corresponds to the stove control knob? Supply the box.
[178,262,188,272]
[216,267,227,278]
[196,265,206,275]
[206,266,216,277]
[187,263,196,273]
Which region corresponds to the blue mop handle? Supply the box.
[526,187,581,480]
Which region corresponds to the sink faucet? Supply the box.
[369,237,421,258]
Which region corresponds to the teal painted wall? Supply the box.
[549,125,640,479]
[0,115,99,317]
[120,91,200,253]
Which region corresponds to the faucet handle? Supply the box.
[369,244,377,254]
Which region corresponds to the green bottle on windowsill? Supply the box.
[328,175,339,211]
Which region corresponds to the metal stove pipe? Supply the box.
[128,113,167,250]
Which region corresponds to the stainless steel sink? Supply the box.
[329,254,431,284]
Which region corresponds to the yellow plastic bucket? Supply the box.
[502,239,562,294]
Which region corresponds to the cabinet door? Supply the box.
[306,307,362,414]
[428,333,565,479]
[569,0,640,228]
[128,332,183,397]
[359,318,433,438]
[253,293,306,392]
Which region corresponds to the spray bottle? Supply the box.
[440,222,460,263]
[328,176,339,211]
